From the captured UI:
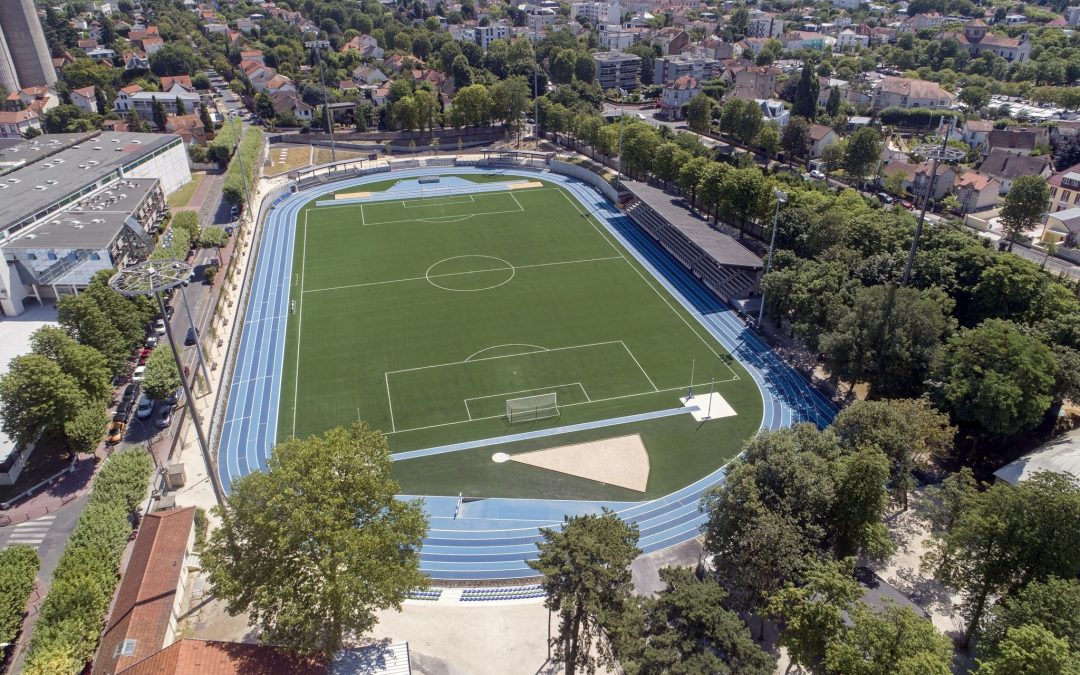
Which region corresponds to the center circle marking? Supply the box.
[425,255,516,292]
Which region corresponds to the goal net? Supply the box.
[506,393,559,424]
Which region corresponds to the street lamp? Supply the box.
[306,39,338,163]
[757,189,787,327]
[110,260,224,504]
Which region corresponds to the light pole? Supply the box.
[306,39,338,163]
[110,260,224,504]
[757,189,787,326]
[902,120,964,286]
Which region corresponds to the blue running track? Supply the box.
[218,167,838,581]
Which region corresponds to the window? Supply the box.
[115,639,137,657]
[46,251,57,260]
[1051,187,1058,197]
[1062,190,1070,203]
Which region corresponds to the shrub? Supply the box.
[22,449,152,675]
[204,265,219,285]
[0,546,40,645]
[208,121,241,164]
[878,106,962,128]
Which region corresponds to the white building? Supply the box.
[653,54,720,85]
[569,1,622,25]
[599,25,636,50]
[659,76,699,119]
[594,50,642,91]
[836,29,869,51]
[747,11,785,38]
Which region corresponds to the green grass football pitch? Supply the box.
[278,175,762,501]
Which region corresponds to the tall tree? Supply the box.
[975,624,1080,675]
[151,96,167,131]
[677,156,710,208]
[56,294,130,376]
[529,510,639,675]
[767,557,862,670]
[685,93,713,134]
[202,423,428,655]
[625,567,775,674]
[818,284,956,399]
[721,167,771,238]
[29,326,112,406]
[981,577,1080,657]
[0,354,85,448]
[925,473,1080,646]
[141,347,180,402]
[792,63,819,120]
[781,115,812,164]
[174,96,187,116]
[1000,176,1049,251]
[824,600,953,674]
[832,399,954,510]
[843,126,882,183]
[931,319,1057,437]
[199,103,213,132]
[826,85,842,117]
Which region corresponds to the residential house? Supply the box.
[1040,208,1080,247]
[164,112,207,145]
[371,81,391,106]
[160,76,194,94]
[70,86,98,114]
[836,29,869,51]
[959,119,993,148]
[979,149,1052,194]
[0,110,41,138]
[352,65,388,85]
[757,99,789,128]
[1048,164,1080,213]
[808,123,840,158]
[871,76,955,110]
[911,161,957,201]
[817,78,872,107]
[239,49,264,64]
[141,35,165,55]
[124,51,150,71]
[339,34,384,59]
[697,35,736,60]
[6,87,58,114]
[782,31,826,50]
[897,12,947,32]
[939,20,1030,63]
[737,37,768,57]
[86,47,116,61]
[263,74,296,95]
[659,75,700,119]
[653,27,690,55]
[269,90,313,122]
[980,128,1044,157]
[726,65,778,101]
[114,90,202,126]
[953,171,1000,213]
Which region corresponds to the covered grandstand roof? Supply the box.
[621,180,763,270]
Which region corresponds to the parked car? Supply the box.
[136,394,154,419]
[166,389,181,408]
[876,192,895,204]
[132,365,147,382]
[115,401,132,419]
[122,383,138,403]
[154,319,167,336]
[156,408,172,429]
[901,199,915,210]
[106,421,126,445]
[184,327,198,346]
[809,169,826,180]
[145,336,159,348]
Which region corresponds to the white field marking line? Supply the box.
[417,214,474,224]
[557,189,739,381]
[385,339,627,376]
[291,210,309,437]
[359,202,366,226]
[620,340,658,392]
[303,256,622,295]
[386,380,736,435]
[464,344,549,362]
[464,383,589,408]
[311,187,562,212]
[509,190,524,213]
[363,206,522,228]
[385,372,397,432]
[401,194,475,208]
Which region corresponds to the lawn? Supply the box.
[265,145,312,176]
[277,175,762,500]
[166,172,205,208]
[313,147,369,165]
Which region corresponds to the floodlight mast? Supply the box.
[902,120,965,286]
[110,260,224,505]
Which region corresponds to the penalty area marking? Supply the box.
[465,344,549,362]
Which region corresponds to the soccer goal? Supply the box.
[506,393,559,424]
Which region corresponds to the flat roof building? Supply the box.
[594,51,642,92]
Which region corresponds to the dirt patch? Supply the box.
[510,434,650,492]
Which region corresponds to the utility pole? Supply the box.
[306,39,338,163]
[902,119,963,286]
[757,189,787,326]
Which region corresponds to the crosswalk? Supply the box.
[1,515,55,549]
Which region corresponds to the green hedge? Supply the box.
[878,106,962,128]
[221,126,263,208]
[208,120,241,164]
[150,222,192,261]
[22,449,153,675]
[0,546,39,646]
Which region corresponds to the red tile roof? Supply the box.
[93,508,196,675]
[117,639,328,675]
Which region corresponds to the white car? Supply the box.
[132,365,147,382]
[136,394,154,419]
[154,319,167,336]
[809,169,826,180]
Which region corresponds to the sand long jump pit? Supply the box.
[501,434,650,492]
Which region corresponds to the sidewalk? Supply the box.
[0,453,98,527]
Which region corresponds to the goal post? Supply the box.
[506,392,559,424]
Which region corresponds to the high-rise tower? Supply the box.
[0,0,57,91]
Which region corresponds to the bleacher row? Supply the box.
[407,589,444,601]
[460,585,546,602]
[295,164,390,190]
[623,200,758,303]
